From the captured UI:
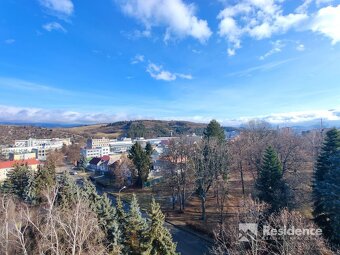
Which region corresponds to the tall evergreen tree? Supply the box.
[57,172,79,208]
[142,198,178,255]
[313,128,340,245]
[116,196,128,241]
[81,180,121,251]
[316,152,340,246]
[97,194,121,251]
[256,146,287,211]
[125,194,147,255]
[33,163,56,202]
[128,142,151,188]
[203,119,225,141]
[145,142,153,156]
[2,165,35,201]
[78,154,88,171]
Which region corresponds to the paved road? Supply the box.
[74,176,212,255]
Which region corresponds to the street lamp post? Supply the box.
[119,186,126,197]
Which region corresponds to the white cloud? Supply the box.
[296,43,305,51]
[146,63,192,81]
[227,58,295,77]
[4,39,15,44]
[43,22,67,32]
[227,48,236,56]
[0,77,69,94]
[39,0,74,17]
[316,0,335,6]
[260,40,285,60]
[217,1,308,54]
[119,0,212,43]
[1,105,339,127]
[0,105,133,124]
[310,4,340,44]
[259,109,340,124]
[131,54,145,64]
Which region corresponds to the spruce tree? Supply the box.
[79,154,88,171]
[128,142,151,188]
[203,119,225,141]
[313,128,340,245]
[256,146,287,211]
[2,165,34,201]
[82,180,102,211]
[142,198,178,255]
[33,163,56,203]
[97,194,122,252]
[116,196,128,242]
[125,194,147,254]
[57,172,79,208]
[81,180,121,250]
[316,152,340,246]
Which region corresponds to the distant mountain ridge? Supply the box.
[63,120,214,139]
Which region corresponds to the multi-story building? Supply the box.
[87,137,110,149]
[9,152,36,161]
[1,137,71,161]
[0,158,40,182]
[81,146,110,158]
[14,138,71,147]
[109,138,134,153]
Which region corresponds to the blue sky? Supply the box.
[0,0,340,125]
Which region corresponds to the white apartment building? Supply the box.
[81,146,110,158]
[1,137,71,161]
[87,137,110,149]
[9,152,36,160]
[109,138,133,153]
[14,138,71,147]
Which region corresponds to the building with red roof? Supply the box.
[0,158,41,182]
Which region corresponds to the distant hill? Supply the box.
[0,120,240,145]
[0,125,84,146]
[61,120,210,139]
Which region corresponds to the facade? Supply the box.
[14,138,71,147]
[1,137,71,161]
[87,137,110,149]
[109,138,134,153]
[9,152,36,161]
[81,146,110,158]
[0,158,40,182]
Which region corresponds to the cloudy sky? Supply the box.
[0,0,339,125]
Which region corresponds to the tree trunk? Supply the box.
[200,196,206,221]
[239,161,245,196]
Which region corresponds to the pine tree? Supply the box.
[145,142,153,156]
[97,194,122,252]
[128,142,151,188]
[142,198,178,255]
[317,152,340,246]
[256,146,287,211]
[2,165,35,201]
[203,119,225,141]
[116,196,128,242]
[313,128,340,245]
[125,194,147,254]
[57,172,79,208]
[33,163,56,203]
[81,180,122,251]
[79,154,88,171]
[82,179,102,211]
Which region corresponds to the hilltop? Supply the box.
[0,120,240,144]
[60,120,210,139]
[0,125,84,146]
